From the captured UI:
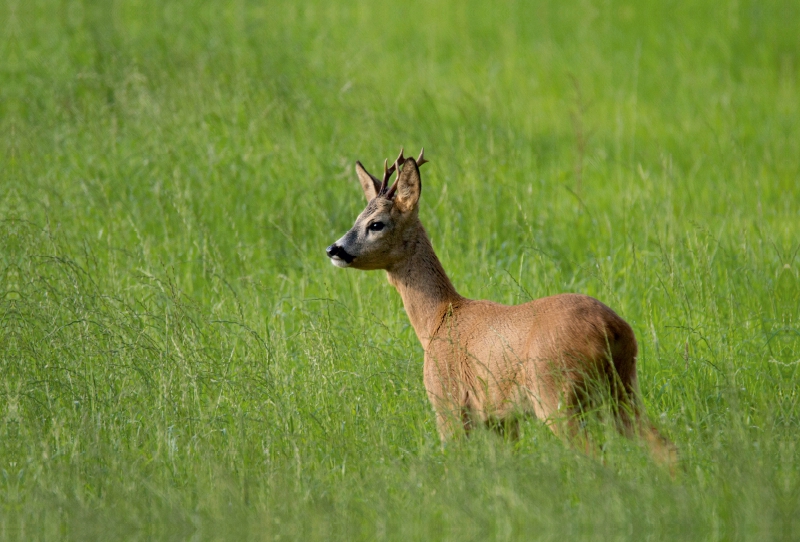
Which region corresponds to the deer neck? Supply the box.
[386,226,462,345]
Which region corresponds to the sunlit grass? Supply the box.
[2,0,798,539]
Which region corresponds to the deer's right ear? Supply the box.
[356,161,381,202]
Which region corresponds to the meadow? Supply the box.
[3,0,799,539]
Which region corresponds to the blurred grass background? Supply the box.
[2,0,799,539]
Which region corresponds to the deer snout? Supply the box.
[326,244,339,258]
[326,243,354,267]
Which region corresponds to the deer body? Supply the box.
[327,150,674,465]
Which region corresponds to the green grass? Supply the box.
[3,0,799,539]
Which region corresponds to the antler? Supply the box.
[376,147,429,199]
[377,159,393,195]
[415,147,428,167]
[378,147,406,196]
[385,154,405,200]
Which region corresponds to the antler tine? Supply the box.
[379,159,389,194]
[416,148,428,167]
[385,153,406,200]
[378,158,398,195]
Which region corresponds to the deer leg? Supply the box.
[611,373,678,473]
[533,381,604,458]
[499,416,521,441]
[433,405,474,443]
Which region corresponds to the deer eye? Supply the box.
[368,221,385,232]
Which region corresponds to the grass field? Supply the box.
[3,0,799,539]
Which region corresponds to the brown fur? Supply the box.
[328,154,676,468]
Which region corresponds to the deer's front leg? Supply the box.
[423,355,474,442]
[431,402,475,443]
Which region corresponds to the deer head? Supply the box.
[327,148,428,270]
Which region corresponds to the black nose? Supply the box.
[326,243,355,263]
[326,244,340,258]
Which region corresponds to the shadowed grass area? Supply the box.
[2,0,799,539]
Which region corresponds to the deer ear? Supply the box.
[393,158,421,213]
[356,161,381,201]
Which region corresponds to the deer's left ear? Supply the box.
[393,158,421,213]
[356,161,381,202]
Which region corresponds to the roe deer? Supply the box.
[326,149,675,467]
